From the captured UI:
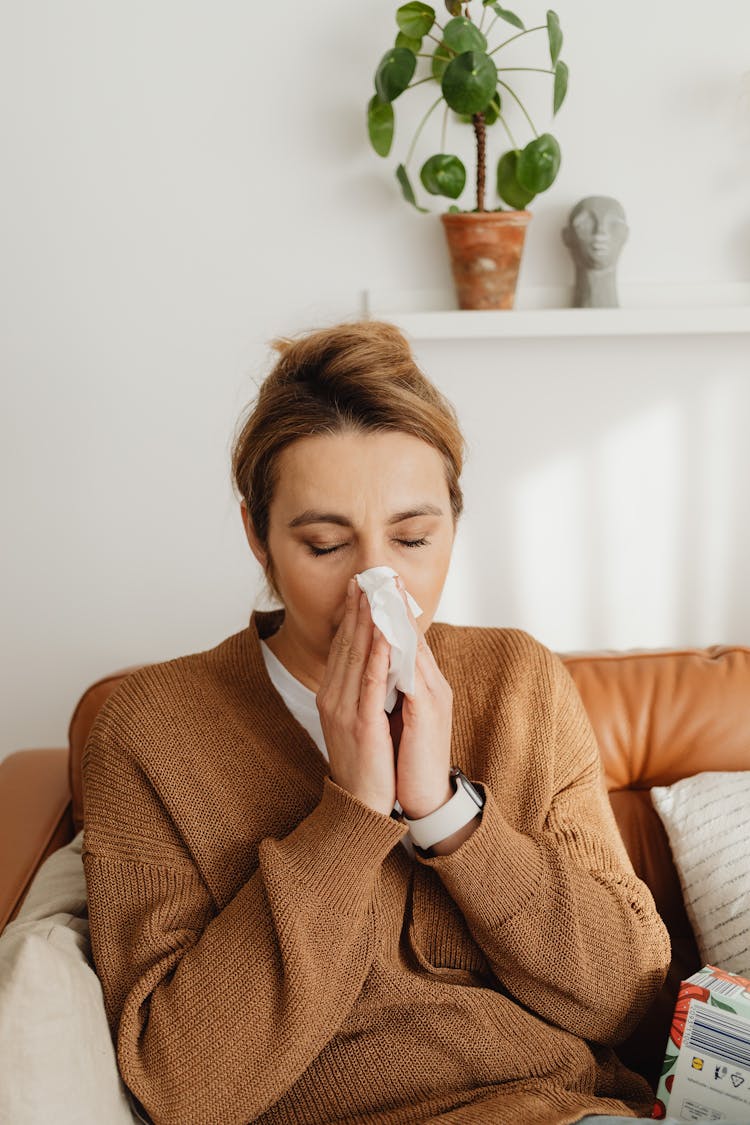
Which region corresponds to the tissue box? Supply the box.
[653,965,750,1121]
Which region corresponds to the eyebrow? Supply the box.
[288,504,444,529]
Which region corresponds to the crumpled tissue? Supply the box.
[355,565,423,713]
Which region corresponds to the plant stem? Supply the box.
[498,112,518,149]
[405,95,444,167]
[406,76,439,90]
[498,66,555,74]
[497,79,539,137]
[489,25,546,56]
[473,111,487,211]
[441,102,449,152]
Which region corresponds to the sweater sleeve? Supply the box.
[416,642,672,1046]
[82,727,407,1125]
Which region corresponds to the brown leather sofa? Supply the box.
[2,643,749,1095]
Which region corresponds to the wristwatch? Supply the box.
[400,766,484,850]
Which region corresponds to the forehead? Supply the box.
[271,430,449,511]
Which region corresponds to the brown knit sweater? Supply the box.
[82,611,671,1125]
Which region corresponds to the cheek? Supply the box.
[283,557,347,626]
[402,542,453,624]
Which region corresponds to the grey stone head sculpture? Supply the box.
[562,195,629,308]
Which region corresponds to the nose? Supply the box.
[350,540,392,581]
[351,555,382,581]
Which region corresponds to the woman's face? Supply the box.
[241,429,456,675]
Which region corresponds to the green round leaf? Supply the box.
[496,150,536,209]
[553,59,568,114]
[547,10,563,66]
[431,39,453,81]
[459,88,501,126]
[445,0,462,14]
[441,51,498,115]
[482,88,502,126]
[484,2,525,30]
[420,153,467,198]
[396,163,428,212]
[516,133,561,194]
[367,95,395,157]
[396,1,435,39]
[375,47,417,103]
[443,16,487,54]
[395,31,422,53]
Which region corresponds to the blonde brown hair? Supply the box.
[231,320,465,579]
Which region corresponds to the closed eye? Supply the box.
[306,537,430,558]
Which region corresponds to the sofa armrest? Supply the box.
[0,749,73,933]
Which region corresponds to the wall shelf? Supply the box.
[362,284,750,340]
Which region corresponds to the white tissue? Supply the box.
[355,565,423,713]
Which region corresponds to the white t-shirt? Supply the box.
[260,640,414,858]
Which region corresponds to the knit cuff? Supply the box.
[415,782,546,928]
[263,774,409,913]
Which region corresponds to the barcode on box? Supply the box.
[685,1002,750,1069]
[692,969,750,1001]
[712,980,747,998]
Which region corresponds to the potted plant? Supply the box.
[366,1,568,309]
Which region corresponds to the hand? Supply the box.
[393,578,454,820]
[316,578,396,817]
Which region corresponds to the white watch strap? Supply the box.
[402,779,482,849]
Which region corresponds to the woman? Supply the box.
[83,321,678,1125]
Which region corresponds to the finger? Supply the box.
[413,639,444,695]
[319,577,359,695]
[333,590,376,705]
[358,626,391,717]
[395,577,443,693]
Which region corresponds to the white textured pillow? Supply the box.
[651,771,750,979]
[0,832,144,1124]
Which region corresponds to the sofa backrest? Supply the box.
[69,644,750,832]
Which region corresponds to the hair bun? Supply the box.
[267,320,417,390]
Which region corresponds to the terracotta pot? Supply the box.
[440,210,531,310]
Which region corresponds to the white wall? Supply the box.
[2,1,749,759]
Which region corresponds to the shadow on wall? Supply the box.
[432,335,750,651]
